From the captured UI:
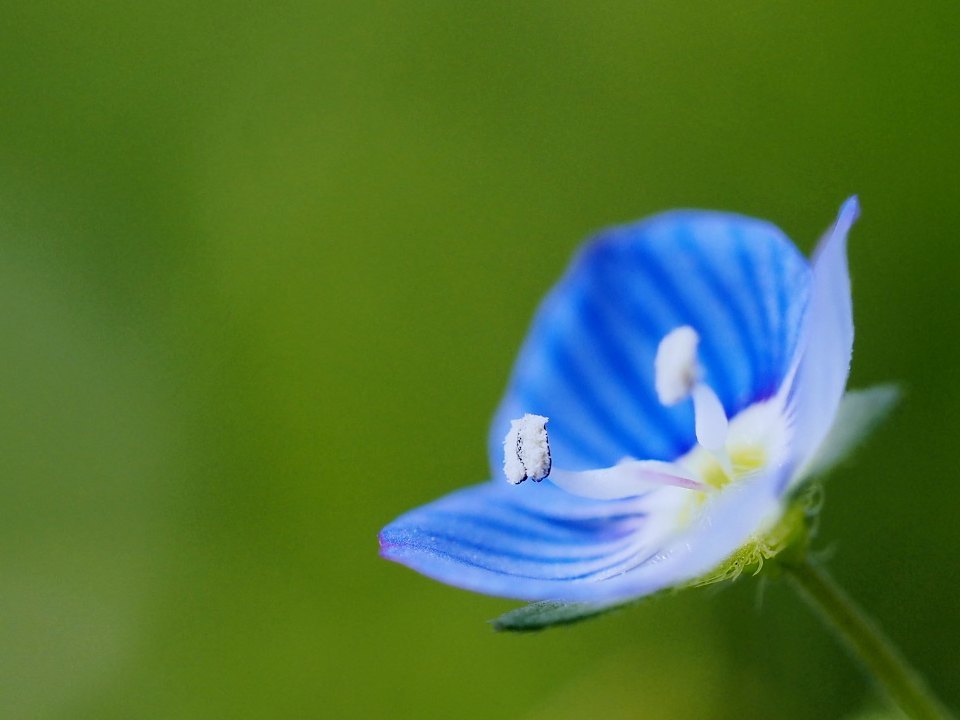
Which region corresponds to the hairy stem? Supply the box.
[782,558,954,720]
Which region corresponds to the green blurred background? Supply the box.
[0,1,957,717]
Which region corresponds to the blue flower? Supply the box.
[380,198,864,607]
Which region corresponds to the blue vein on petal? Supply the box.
[515,294,648,464]
[579,235,697,456]
[384,508,648,568]
[388,532,661,582]
[502,501,650,527]
[682,226,760,407]
[514,383,617,466]
[547,334,653,460]
[732,228,774,398]
[549,287,687,461]
[392,544,656,583]
[768,241,790,397]
[422,511,643,548]
[496,507,647,539]
[578,275,691,457]
[407,529,633,565]
[621,228,735,409]
[500,213,812,469]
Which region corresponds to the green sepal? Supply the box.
[693,500,812,586]
[794,384,901,485]
[492,599,632,632]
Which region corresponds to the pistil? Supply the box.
[655,325,733,474]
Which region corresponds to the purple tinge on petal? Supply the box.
[781,196,859,483]
[488,210,811,475]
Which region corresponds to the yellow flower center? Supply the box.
[666,399,786,529]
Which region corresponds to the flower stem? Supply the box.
[781,558,954,720]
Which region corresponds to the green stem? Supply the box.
[781,558,954,720]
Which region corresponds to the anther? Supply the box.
[654,325,702,405]
[502,414,551,484]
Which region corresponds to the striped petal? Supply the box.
[781,197,859,483]
[380,468,788,604]
[379,479,661,601]
[488,211,811,474]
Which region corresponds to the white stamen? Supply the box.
[655,325,702,405]
[655,325,731,462]
[692,383,730,453]
[550,459,705,500]
[502,414,552,484]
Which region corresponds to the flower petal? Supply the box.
[379,480,659,601]
[781,197,859,481]
[542,468,788,604]
[488,211,810,473]
[381,466,788,604]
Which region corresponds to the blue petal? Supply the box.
[782,197,859,483]
[380,469,789,603]
[489,212,811,473]
[379,480,655,601]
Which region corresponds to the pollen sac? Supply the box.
[654,325,702,405]
[502,414,552,484]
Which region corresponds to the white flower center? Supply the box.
[663,397,788,530]
[501,325,786,508]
